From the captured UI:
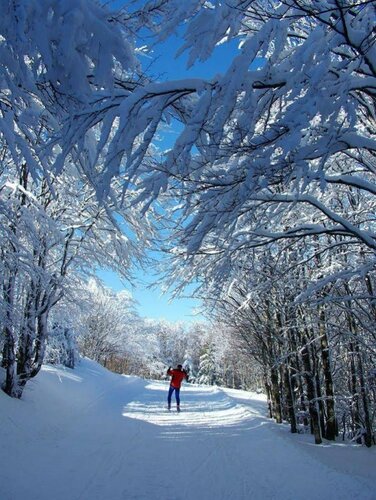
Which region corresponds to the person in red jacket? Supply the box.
[167,364,188,412]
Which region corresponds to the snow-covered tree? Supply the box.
[1,1,375,452]
[0,0,141,181]
[203,234,376,446]
[196,341,218,386]
[45,323,78,369]
[0,157,154,397]
[77,280,140,366]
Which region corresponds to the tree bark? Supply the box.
[283,363,297,433]
[345,288,373,448]
[301,336,322,444]
[318,306,337,440]
[354,341,373,448]
[270,365,282,423]
[2,278,19,398]
[17,287,38,389]
[348,340,362,443]
[264,377,273,419]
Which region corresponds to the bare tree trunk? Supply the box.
[31,308,50,378]
[318,307,337,440]
[270,365,282,423]
[301,336,322,444]
[2,163,29,398]
[345,289,373,448]
[283,363,297,433]
[2,325,18,397]
[354,341,373,448]
[290,326,308,426]
[17,286,38,389]
[314,369,327,439]
[348,340,362,443]
[2,278,19,398]
[264,376,273,419]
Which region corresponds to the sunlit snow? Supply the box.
[1,359,375,500]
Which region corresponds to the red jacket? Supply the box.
[167,368,187,389]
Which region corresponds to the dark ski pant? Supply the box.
[167,385,180,407]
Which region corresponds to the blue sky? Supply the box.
[147,31,240,81]
[98,268,203,322]
[99,20,240,322]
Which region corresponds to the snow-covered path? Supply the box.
[1,360,375,500]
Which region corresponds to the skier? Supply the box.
[167,364,188,412]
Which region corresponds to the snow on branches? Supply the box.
[1,0,375,400]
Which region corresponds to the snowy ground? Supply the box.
[1,359,375,500]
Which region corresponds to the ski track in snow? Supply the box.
[1,359,375,500]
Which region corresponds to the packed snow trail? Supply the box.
[1,360,375,500]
